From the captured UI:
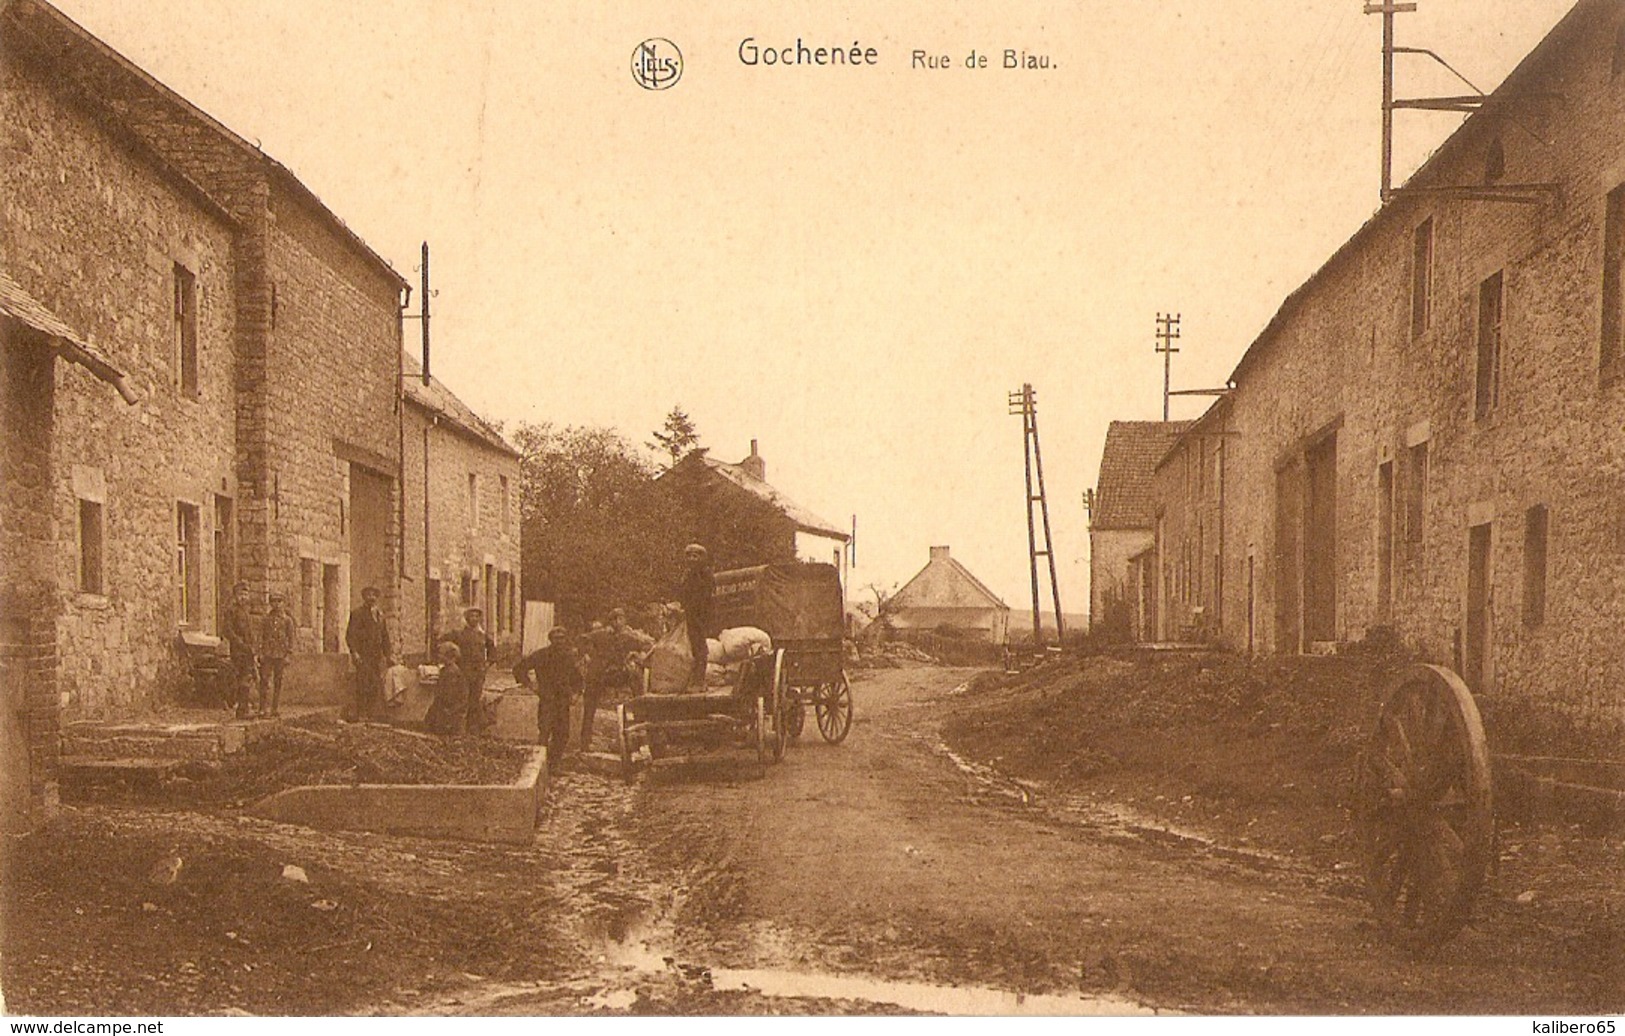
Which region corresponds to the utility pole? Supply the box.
[1365,2,1416,203]
[1155,313,1181,421]
[1009,383,1065,652]
[420,242,431,386]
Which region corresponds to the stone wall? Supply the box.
[0,54,238,722]
[1089,527,1151,633]
[1186,0,1625,733]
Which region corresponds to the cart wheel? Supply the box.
[814,672,854,744]
[785,700,806,739]
[755,693,770,767]
[1357,663,1493,949]
[616,704,634,781]
[768,650,788,763]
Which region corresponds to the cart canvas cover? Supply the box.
[712,563,843,644]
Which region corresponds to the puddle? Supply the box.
[709,965,1163,1015]
[592,917,1166,1016]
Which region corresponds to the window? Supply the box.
[173,263,198,397]
[300,558,319,628]
[1404,442,1428,549]
[1411,218,1434,339]
[1376,461,1395,619]
[1602,183,1625,372]
[78,499,104,594]
[500,475,511,534]
[1523,504,1548,626]
[176,502,201,624]
[1475,271,1504,419]
[468,473,479,530]
[495,571,509,634]
[461,571,473,607]
[426,577,442,639]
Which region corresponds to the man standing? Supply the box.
[221,582,258,719]
[439,607,495,735]
[514,626,581,764]
[679,543,715,691]
[345,586,391,722]
[258,593,296,717]
[581,608,652,750]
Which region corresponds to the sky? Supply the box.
[50,0,1580,615]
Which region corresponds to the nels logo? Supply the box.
[632,38,683,90]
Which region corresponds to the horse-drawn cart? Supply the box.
[615,648,788,778]
[713,562,852,744]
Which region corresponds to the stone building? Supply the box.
[400,352,522,661]
[0,0,444,826]
[885,546,1010,645]
[1087,420,1190,640]
[1134,0,1625,734]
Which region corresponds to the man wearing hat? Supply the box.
[221,581,258,719]
[345,586,392,721]
[678,543,715,691]
[514,626,582,763]
[258,591,297,717]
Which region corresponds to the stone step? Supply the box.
[59,755,186,784]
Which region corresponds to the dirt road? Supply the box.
[6,664,1615,1015]
[538,664,1619,1014]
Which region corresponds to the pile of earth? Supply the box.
[939,646,1414,864]
[88,719,535,809]
[0,807,573,1016]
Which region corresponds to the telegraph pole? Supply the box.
[1009,384,1065,652]
[1365,2,1416,203]
[1155,313,1181,421]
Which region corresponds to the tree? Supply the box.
[865,581,898,616]
[648,405,702,468]
[514,421,689,624]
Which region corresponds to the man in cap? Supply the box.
[221,581,258,719]
[678,544,715,691]
[258,592,296,717]
[514,625,582,764]
[345,586,392,721]
[438,607,495,734]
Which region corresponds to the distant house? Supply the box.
[663,439,849,582]
[1088,420,1191,640]
[885,546,1010,645]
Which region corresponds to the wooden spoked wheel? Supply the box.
[616,704,634,781]
[814,672,854,744]
[767,650,788,763]
[1358,664,1493,948]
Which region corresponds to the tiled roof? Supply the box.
[401,352,517,457]
[1092,420,1192,531]
[696,454,849,541]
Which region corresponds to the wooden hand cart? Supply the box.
[615,648,789,779]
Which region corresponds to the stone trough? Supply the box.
[248,745,548,845]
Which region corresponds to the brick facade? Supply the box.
[1138,0,1625,734]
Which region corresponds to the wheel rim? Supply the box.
[756,693,768,765]
[770,651,787,762]
[1358,664,1493,948]
[814,673,853,744]
[617,704,633,777]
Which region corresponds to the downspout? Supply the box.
[397,283,410,584]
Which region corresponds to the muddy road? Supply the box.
[476,664,1618,1015]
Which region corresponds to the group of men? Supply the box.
[229,543,717,762]
[218,582,297,719]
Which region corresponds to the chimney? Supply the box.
[929,545,950,562]
[741,439,766,481]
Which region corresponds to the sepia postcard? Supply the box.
[1,0,1620,1024]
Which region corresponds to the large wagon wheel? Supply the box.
[814,671,854,744]
[766,650,788,763]
[1357,663,1493,949]
[616,703,635,782]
